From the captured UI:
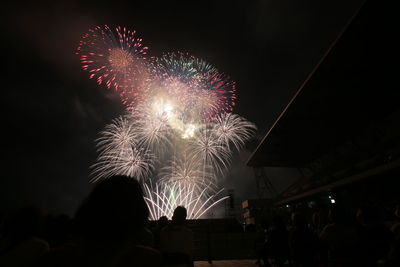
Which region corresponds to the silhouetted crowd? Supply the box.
[1,175,399,267]
[0,176,194,267]
[254,204,400,267]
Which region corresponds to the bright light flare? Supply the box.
[182,124,197,139]
[151,98,175,119]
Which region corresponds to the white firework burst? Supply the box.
[95,115,137,157]
[188,126,231,175]
[159,156,216,191]
[91,116,155,182]
[213,113,257,151]
[90,146,154,183]
[133,104,172,154]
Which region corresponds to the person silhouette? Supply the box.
[39,175,161,267]
[160,206,194,267]
[289,212,318,267]
[154,216,169,250]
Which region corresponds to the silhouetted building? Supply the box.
[247,0,400,209]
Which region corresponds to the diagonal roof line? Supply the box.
[246,0,367,167]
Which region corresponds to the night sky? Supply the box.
[1,0,364,217]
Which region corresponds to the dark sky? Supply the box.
[1,0,364,216]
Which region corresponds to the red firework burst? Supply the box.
[76,25,148,92]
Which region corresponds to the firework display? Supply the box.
[76,25,149,107]
[153,52,236,120]
[77,25,256,219]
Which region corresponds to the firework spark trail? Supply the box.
[152,52,199,83]
[192,188,229,219]
[90,146,154,183]
[133,103,173,154]
[159,156,217,191]
[91,115,156,183]
[213,113,257,151]
[143,181,229,220]
[95,116,137,157]
[188,126,232,175]
[191,58,236,118]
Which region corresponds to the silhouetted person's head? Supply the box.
[172,206,187,226]
[75,175,149,244]
[158,216,168,228]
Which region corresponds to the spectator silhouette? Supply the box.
[385,204,400,267]
[154,216,169,250]
[319,205,358,266]
[356,205,393,267]
[310,210,322,235]
[38,175,161,267]
[254,221,267,266]
[264,216,289,267]
[288,212,318,267]
[160,206,194,267]
[0,205,49,267]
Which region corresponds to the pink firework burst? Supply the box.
[152,52,236,121]
[193,66,236,119]
[76,25,149,93]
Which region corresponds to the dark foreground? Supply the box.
[195,260,258,267]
